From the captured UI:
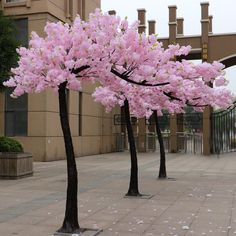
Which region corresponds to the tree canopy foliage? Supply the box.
[0,11,19,91]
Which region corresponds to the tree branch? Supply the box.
[72,65,90,75]
[111,68,169,87]
[163,92,182,101]
[186,102,207,107]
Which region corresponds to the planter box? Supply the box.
[0,152,33,179]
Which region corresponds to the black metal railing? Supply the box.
[177,132,203,154]
[211,101,236,154]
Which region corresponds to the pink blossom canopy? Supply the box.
[3,9,233,118]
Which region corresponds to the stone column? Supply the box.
[168,5,179,152]
[148,20,156,35]
[201,2,211,155]
[177,17,184,36]
[137,9,147,152]
[137,9,146,34]
[147,20,156,134]
[168,5,177,43]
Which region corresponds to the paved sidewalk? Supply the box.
[0,152,236,236]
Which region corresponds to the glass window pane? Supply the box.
[5,111,14,137]
[5,90,28,136]
[5,90,27,111]
[14,111,27,136]
[14,18,28,47]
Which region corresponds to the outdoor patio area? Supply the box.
[0,151,236,236]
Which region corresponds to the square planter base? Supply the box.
[158,177,177,181]
[54,228,103,236]
[124,194,154,199]
[0,152,33,179]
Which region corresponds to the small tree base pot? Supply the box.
[124,194,153,199]
[158,177,177,181]
[0,152,33,179]
[54,228,103,236]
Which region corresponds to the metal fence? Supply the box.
[115,132,202,154]
[177,132,203,154]
[155,132,170,153]
[115,132,170,152]
[146,133,156,151]
[211,102,236,154]
[115,133,125,152]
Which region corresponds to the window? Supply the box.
[14,18,28,47]
[5,90,28,136]
[4,18,28,136]
[78,92,82,136]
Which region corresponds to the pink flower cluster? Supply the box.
[4,9,233,117]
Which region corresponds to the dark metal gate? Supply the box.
[211,102,236,154]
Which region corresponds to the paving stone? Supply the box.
[0,152,235,235]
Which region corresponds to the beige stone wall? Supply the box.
[83,0,101,20]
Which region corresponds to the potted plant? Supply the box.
[0,136,33,179]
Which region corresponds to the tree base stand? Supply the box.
[158,177,177,181]
[124,194,153,199]
[54,228,103,236]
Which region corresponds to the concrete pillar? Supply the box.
[168,5,177,43]
[168,5,179,152]
[148,20,156,35]
[177,17,184,36]
[137,9,146,34]
[201,2,209,45]
[148,20,156,134]
[201,2,211,155]
[137,8,147,152]
[169,115,178,152]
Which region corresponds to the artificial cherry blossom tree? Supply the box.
[91,11,233,193]
[3,16,99,234]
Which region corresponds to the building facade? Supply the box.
[0,0,120,161]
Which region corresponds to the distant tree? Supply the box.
[0,11,19,91]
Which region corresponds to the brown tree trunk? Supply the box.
[153,110,167,179]
[124,99,141,196]
[57,82,80,233]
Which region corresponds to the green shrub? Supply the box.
[0,136,23,153]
